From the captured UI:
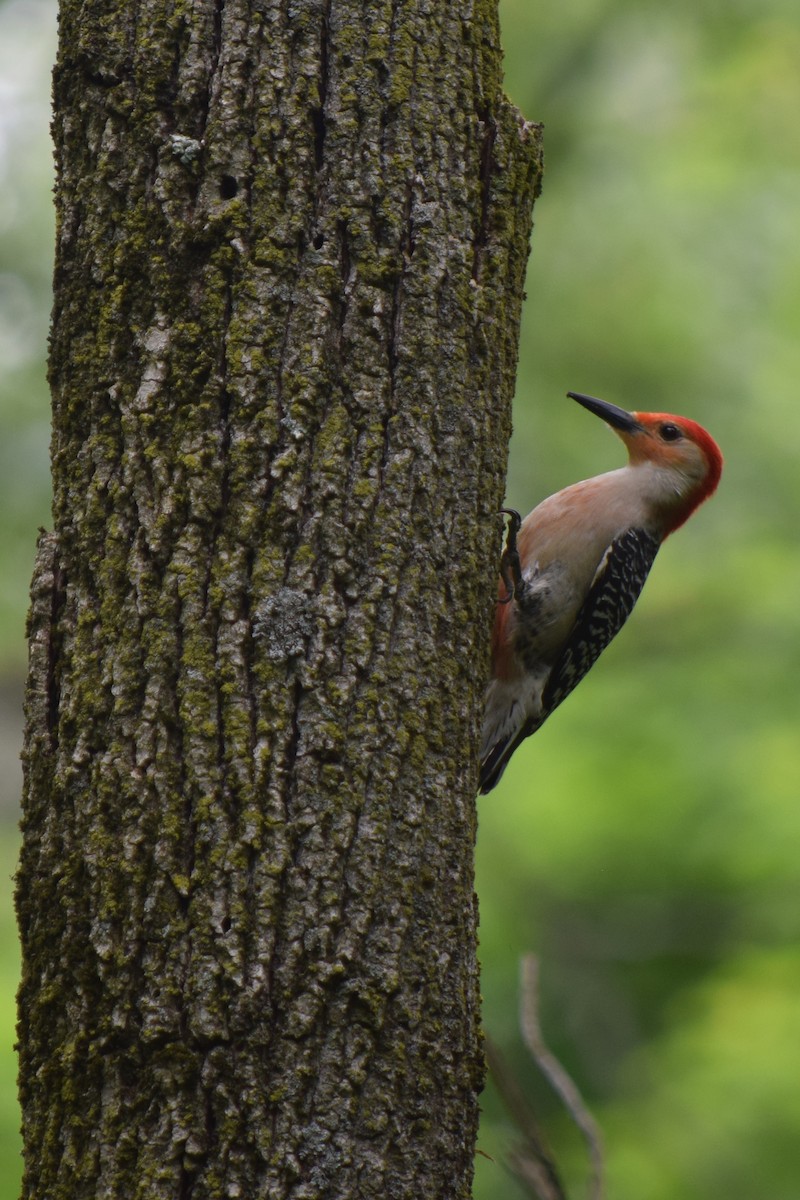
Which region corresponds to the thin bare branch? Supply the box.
[485,1034,568,1200]
[519,954,605,1200]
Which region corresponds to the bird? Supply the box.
[479,390,723,794]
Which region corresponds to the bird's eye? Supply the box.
[659,423,682,442]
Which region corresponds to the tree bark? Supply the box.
[17,0,541,1196]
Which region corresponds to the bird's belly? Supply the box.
[513,559,584,672]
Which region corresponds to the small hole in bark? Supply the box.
[220,916,232,933]
[219,175,238,199]
[313,233,324,249]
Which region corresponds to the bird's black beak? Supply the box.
[567,391,643,433]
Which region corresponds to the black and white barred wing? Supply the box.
[541,527,661,721]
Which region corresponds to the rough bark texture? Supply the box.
[17,0,541,1197]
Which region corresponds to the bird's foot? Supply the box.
[498,508,522,604]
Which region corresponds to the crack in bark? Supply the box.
[472,106,497,282]
[312,0,331,176]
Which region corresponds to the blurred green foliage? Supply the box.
[477,1,800,1197]
[0,0,798,1195]
[0,0,54,680]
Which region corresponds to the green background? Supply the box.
[1,0,798,1195]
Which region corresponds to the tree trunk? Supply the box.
[16,0,541,1196]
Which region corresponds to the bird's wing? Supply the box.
[541,527,661,720]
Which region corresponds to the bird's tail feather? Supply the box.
[479,722,533,793]
[478,737,514,794]
[479,677,543,793]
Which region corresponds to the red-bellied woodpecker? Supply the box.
[479,391,723,794]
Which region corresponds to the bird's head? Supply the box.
[567,391,724,533]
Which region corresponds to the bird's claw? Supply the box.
[498,508,522,604]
